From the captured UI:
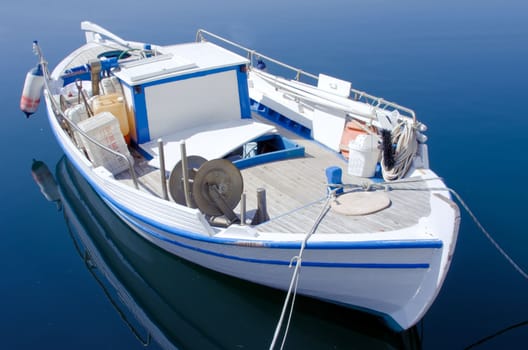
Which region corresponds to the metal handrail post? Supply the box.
[180,141,192,207]
[158,138,169,200]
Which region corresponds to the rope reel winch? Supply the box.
[168,155,207,208]
[192,159,243,222]
[169,157,245,224]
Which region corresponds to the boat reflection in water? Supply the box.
[36,156,422,349]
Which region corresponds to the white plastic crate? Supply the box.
[65,103,89,147]
[77,111,133,175]
[348,134,380,177]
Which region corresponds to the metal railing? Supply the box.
[35,42,139,189]
[196,29,416,122]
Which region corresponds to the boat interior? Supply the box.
[47,31,433,234]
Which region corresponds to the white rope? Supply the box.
[381,120,418,181]
[393,186,528,280]
[278,257,301,350]
[336,180,528,281]
[447,188,528,280]
[269,194,334,350]
[270,178,526,350]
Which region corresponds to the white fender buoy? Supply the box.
[20,64,45,117]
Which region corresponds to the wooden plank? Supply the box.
[239,114,431,234]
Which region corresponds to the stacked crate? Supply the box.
[77,111,133,175]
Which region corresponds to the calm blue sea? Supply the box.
[1,0,527,349]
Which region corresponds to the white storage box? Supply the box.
[65,103,89,124]
[65,103,90,146]
[77,111,133,175]
[348,134,380,177]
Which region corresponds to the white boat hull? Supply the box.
[102,181,458,330]
[38,23,460,331]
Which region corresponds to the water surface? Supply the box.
[1,1,527,348]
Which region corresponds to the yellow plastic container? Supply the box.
[92,93,130,142]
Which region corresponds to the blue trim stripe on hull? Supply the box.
[90,178,442,250]
[107,194,442,250]
[115,204,431,269]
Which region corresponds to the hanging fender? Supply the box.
[20,64,45,117]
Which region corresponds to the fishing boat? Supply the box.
[40,156,421,349]
[23,21,460,331]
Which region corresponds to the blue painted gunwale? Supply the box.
[104,188,442,251]
[115,206,432,269]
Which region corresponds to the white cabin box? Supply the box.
[113,42,251,144]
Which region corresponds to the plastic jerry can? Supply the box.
[92,93,130,143]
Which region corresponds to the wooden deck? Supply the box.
[239,115,431,234]
[115,113,430,235]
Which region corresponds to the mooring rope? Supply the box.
[269,179,526,349]
[336,179,528,280]
[463,319,528,349]
[269,193,334,350]
[424,187,526,280]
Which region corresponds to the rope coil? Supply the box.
[381,120,418,181]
